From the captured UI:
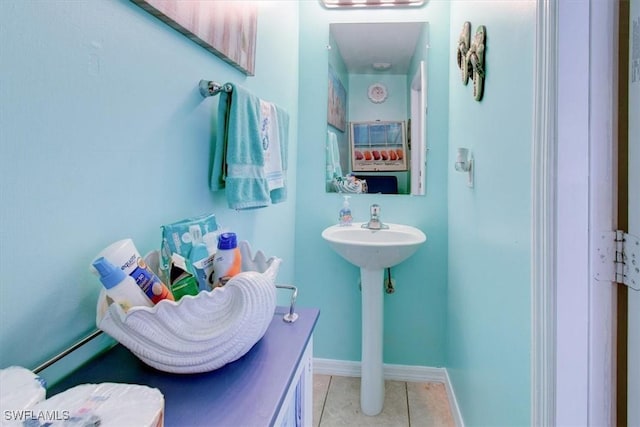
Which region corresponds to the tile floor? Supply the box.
[313,375,455,427]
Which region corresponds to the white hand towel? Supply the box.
[260,99,284,191]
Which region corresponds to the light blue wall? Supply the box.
[348,74,408,122]
[407,22,430,99]
[0,0,299,384]
[447,2,534,425]
[296,2,450,366]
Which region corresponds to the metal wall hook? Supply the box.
[454,147,474,188]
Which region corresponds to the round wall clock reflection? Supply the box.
[367,83,388,104]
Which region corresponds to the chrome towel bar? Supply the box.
[199,80,233,98]
[33,329,104,374]
[275,285,299,323]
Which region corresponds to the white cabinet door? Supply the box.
[274,339,313,427]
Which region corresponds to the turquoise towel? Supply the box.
[326,130,342,182]
[210,84,289,209]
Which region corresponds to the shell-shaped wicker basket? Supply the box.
[96,241,279,374]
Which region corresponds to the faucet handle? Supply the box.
[370,204,380,217]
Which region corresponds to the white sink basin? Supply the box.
[321,222,426,270]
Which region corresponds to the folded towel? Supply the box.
[260,99,284,191]
[210,84,289,209]
[269,105,289,205]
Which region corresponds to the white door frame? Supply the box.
[410,60,426,196]
[533,0,618,425]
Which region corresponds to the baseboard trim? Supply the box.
[313,358,464,427]
[444,369,465,427]
[313,358,361,377]
[313,358,446,382]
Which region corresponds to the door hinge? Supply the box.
[595,230,640,291]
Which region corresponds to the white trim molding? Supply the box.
[313,358,446,382]
[313,358,464,427]
[553,0,618,424]
[531,0,557,425]
[444,369,465,427]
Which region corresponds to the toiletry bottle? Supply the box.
[339,195,353,226]
[189,225,215,292]
[145,273,175,304]
[211,232,242,289]
[94,238,174,305]
[93,257,153,312]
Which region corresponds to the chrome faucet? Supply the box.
[362,204,388,230]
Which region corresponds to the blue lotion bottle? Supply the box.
[339,195,353,226]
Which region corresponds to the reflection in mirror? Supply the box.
[326,22,428,196]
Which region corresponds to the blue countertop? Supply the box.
[48,307,320,427]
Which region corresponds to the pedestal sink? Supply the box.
[321,222,426,416]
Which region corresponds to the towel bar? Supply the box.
[199,80,233,98]
[275,284,299,323]
[33,329,104,374]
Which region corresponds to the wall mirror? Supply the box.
[326,22,428,196]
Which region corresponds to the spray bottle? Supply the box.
[93,257,153,312]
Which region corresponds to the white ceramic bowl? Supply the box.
[96,241,279,373]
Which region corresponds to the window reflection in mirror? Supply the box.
[326,22,428,196]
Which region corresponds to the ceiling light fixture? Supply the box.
[321,0,424,8]
[372,62,392,71]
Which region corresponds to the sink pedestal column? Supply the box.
[360,268,385,416]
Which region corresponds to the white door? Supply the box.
[628,1,640,424]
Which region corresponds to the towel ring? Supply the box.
[199,80,233,98]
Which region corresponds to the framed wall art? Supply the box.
[327,65,347,132]
[350,121,407,172]
[131,0,257,75]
